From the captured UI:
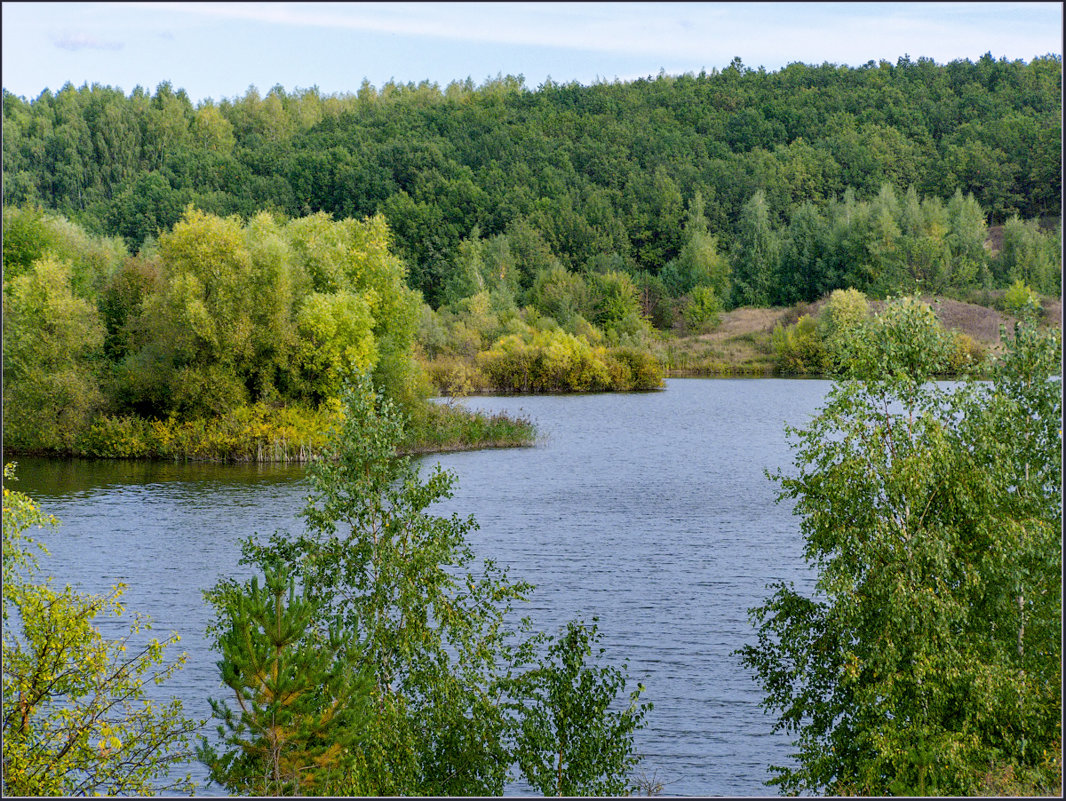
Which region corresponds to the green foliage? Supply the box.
[4,58,1061,307]
[2,207,453,458]
[98,254,163,360]
[237,373,532,794]
[2,255,106,451]
[634,270,675,329]
[682,285,722,333]
[199,566,373,795]
[662,192,731,303]
[511,619,651,796]
[587,270,648,340]
[528,262,590,327]
[739,311,1062,795]
[773,293,974,380]
[208,374,649,794]
[403,400,536,453]
[476,328,663,393]
[2,205,60,280]
[834,296,954,387]
[733,190,781,307]
[1002,278,1040,315]
[1,465,56,623]
[2,205,126,297]
[118,206,424,417]
[945,331,986,374]
[419,268,664,396]
[2,465,201,796]
[295,291,378,402]
[997,216,1061,295]
[771,314,825,375]
[7,55,1062,444]
[75,402,335,462]
[817,287,870,371]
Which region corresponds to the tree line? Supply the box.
[3,53,1061,310]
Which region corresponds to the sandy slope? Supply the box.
[668,295,1061,374]
[708,295,1059,346]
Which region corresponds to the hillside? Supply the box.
[3,54,1061,309]
[659,295,1062,376]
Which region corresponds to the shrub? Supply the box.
[606,347,665,391]
[946,331,987,374]
[423,355,487,397]
[1002,279,1040,316]
[476,329,662,393]
[683,285,722,333]
[772,314,824,374]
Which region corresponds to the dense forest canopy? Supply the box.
[3,53,1061,309]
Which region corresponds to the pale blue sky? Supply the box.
[2,2,1062,104]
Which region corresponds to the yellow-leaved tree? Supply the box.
[2,464,202,796]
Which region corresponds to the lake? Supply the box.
[10,377,833,796]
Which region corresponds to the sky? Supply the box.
[2,1,1062,105]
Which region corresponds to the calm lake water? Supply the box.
[10,377,833,797]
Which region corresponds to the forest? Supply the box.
[2,53,1062,457]
[3,52,1061,306]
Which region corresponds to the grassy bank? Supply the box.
[5,400,536,463]
[404,400,536,454]
[656,293,1062,378]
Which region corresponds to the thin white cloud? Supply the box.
[119,1,691,55]
[115,1,1061,65]
[54,32,124,51]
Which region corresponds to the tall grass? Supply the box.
[403,400,536,453]
[14,398,536,463]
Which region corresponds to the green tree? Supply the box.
[732,190,780,307]
[512,619,651,796]
[777,201,832,304]
[633,270,674,330]
[944,189,988,290]
[739,306,1062,795]
[996,215,1060,296]
[237,373,531,794]
[285,212,425,407]
[294,291,377,403]
[106,172,188,251]
[441,228,488,306]
[661,192,731,303]
[864,183,905,294]
[189,103,236,155]
[834,295,954,387]
[817,287,870,373]
[771,314,824,375]
[226,373,651,794]
[147,206,260,416]
[587,270,647,341]
[1002,278,1039,315]
[2,255,106,451]
[2,465,201,796]
[682,285,722,333]
[528,262,590,327]
[1,205,60,279]
[199,566,374,795]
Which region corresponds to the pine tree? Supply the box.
[199,566,373,795]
